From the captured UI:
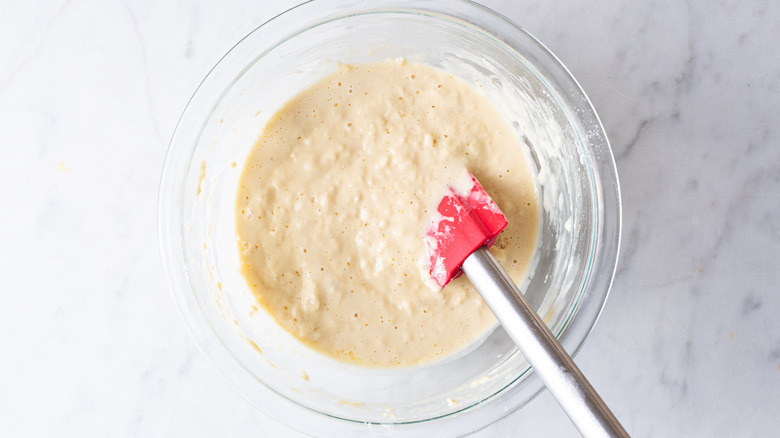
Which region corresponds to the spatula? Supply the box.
[425,172,628,438]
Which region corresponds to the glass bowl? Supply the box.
[158,0,621,436]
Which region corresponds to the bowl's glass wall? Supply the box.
[160,1,619,435]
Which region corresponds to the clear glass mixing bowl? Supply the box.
[158,0,621,436]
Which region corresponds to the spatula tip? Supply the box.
[425,173,507,287]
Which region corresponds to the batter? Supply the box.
[236,59,538,367]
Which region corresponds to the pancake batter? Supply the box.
[236,59,538,367]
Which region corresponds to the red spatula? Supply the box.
[426,173,627,438]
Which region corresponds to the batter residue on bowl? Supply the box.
[236,59,538,367]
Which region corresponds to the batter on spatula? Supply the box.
[235,59,539,367]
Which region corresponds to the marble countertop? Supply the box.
[2,0,778,436]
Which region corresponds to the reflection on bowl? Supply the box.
[158,0,620,436]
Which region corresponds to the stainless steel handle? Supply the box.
[462,247,628,438]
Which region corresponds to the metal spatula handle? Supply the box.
[462,247,628,438]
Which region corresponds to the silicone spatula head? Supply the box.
[425,173,508,287]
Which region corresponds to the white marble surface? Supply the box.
[2,0,779,436]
